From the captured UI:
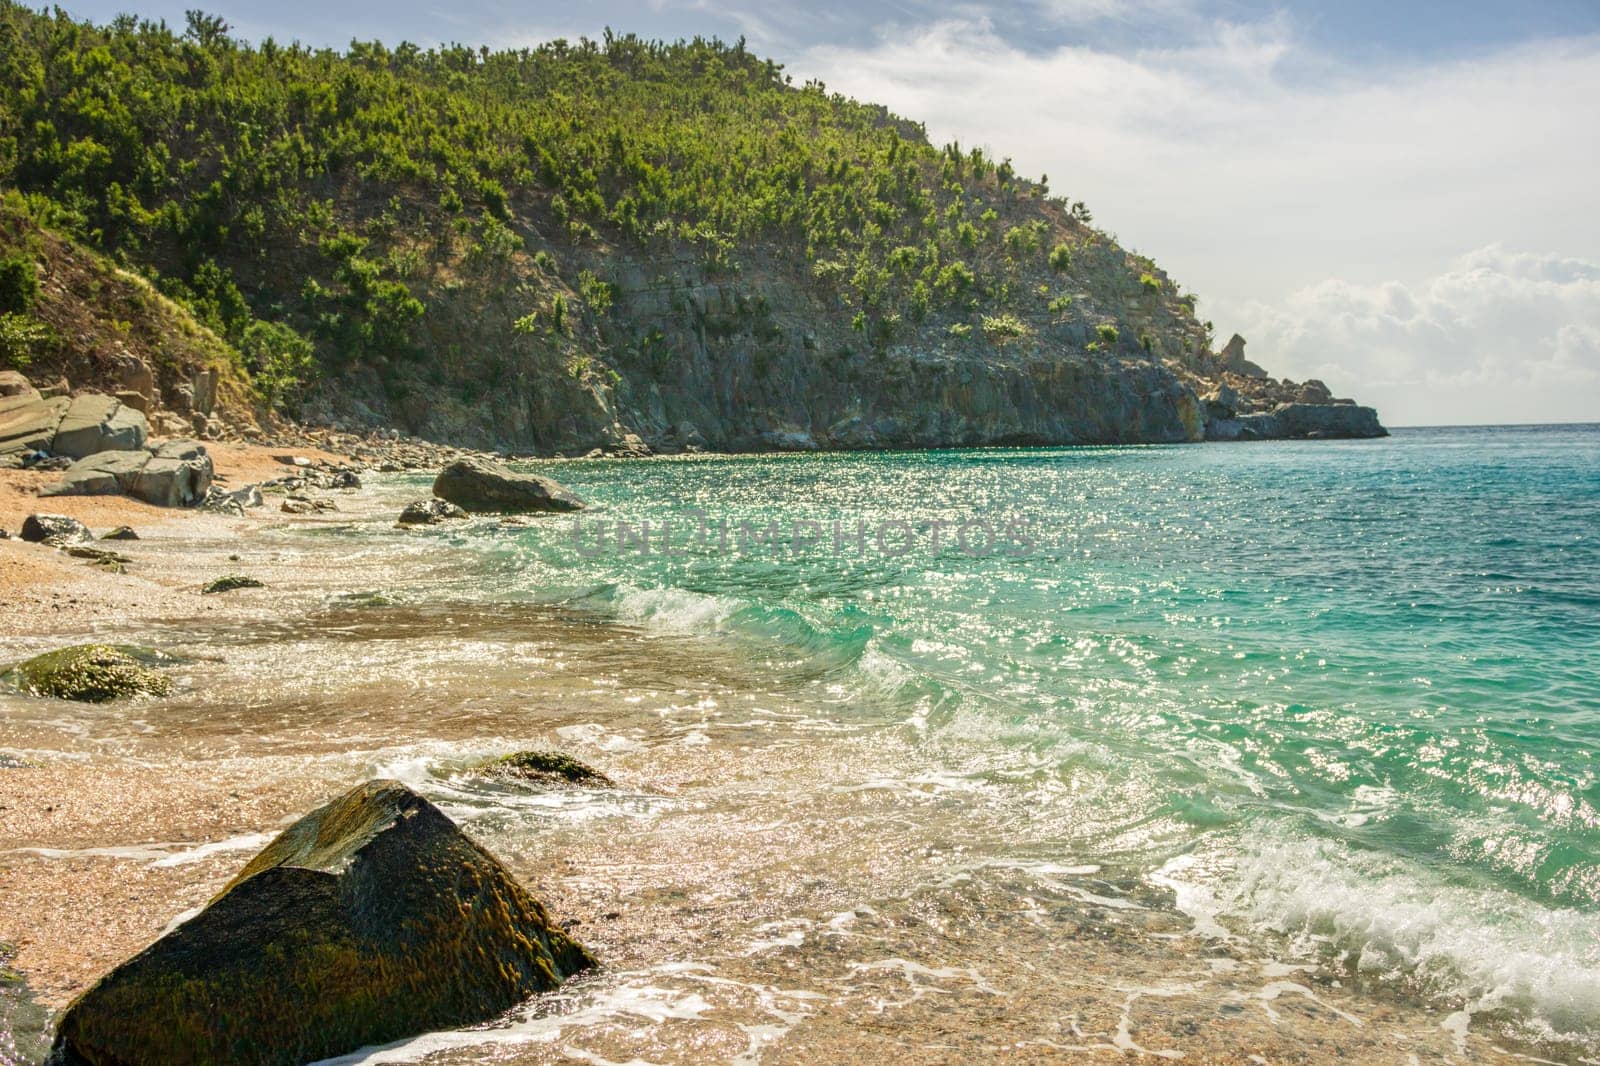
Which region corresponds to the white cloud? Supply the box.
[796,17,1600,424]
[1234,246,1600,425]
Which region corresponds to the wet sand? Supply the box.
[0,470,1581,1064]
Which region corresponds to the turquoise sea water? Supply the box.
[436,424,1600,1044]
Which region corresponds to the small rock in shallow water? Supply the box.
[397,497,468,526]
[100,525,138,540]
[0,644,173,702]
[48,779,593,1066]
[281,494,337,514]
[476,750,614,788]
[201,575,264,594]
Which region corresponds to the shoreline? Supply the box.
[0,443,1586,1064]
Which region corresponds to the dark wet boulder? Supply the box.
[201,574,264,594]
[0,645,173,702]
[397,497,469,526]
[48,779,593,1066]
[19,513,91,545]
[476,750,613,788]
[433,458,585,514]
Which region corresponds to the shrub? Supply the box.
[981,313,1030,340]
[239,320,317,411]
[0,255,39,315]
[1096,323,1119,344]
[1139,272,1162,293]
[0,313,51,368]
[1048,243,1072,272]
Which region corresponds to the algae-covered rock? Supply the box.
[479,750,614,788]
[100,525,139,540]
[49,779,594,1066]
[200,574,264,594]
[0,645,173,702]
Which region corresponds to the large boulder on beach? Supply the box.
[433,457,585,513]
[49,779,594,1066]
[0,392,69,467]
[41,439,213,507]
[0,644,174,702]
[1,389,149,468]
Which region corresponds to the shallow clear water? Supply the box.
[411,425,1600,1047]
[5,425,1600,1062]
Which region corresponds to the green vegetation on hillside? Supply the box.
[0,3,1209,445]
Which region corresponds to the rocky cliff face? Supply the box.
[310,237,1372,454]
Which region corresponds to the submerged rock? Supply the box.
[19,513,91,545]
[476,750,613,788]
[280,494,337,514]
[100,525,139,540]
[0,644,173,702]
[201,574,264,594]
[49,779,593,1066]
[433,458,585,514]
[397,497,469,526]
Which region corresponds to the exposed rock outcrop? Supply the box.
[41,439,213,507]
[48,780,593,1066]
[0,390,147,468]
[433,458,586,513]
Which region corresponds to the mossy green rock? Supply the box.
[200,574,263,594]
[482,750,613,788]
[49,779,593,1066]
[0,645,172,702]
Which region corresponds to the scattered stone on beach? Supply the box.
[475,750,614,788]
[19,513,91,545]
[0,644,174,702]
[201,574,264,594]
[397,497,469,526]
[63,545,131,567]
[433,457,586,514]
[48,779,594,1066]
[100,525,139,541]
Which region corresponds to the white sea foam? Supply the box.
[1179,830,1600,1044]
[608,585,739,633]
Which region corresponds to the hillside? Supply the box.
[0,4,1377,451]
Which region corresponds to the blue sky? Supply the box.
[56,0,1600,425]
